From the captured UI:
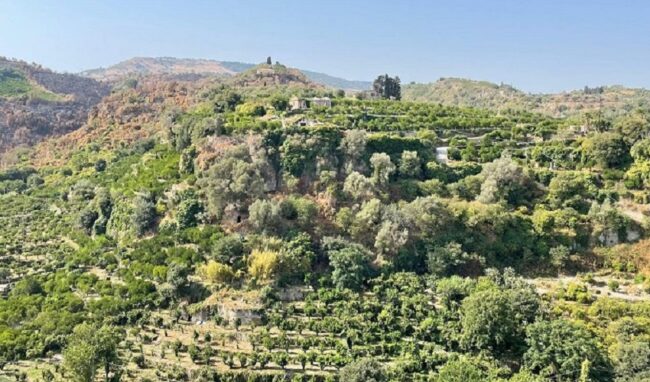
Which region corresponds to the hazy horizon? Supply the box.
[2,0,649,93]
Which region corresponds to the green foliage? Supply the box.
[460,280,539,356]
[614,341,650,380]
[373,74,401,100]
[212,234,245,267]
[175,193,202,229]
[398,150,421,178]
[63,323,121,382]
[132,192,156,236]
[248,199,282,234]
[581,132,631,169]
[547,171,599,213]
[524,320,612,381]
[339,357,387,382]
[476,157,537,206]
[324,238,372,290]
[370,152,396,186]
[277,233,315,284]
[436,357,486,382]
[199,145,264,220]
[0,68,62,100]
[427,242,482,277]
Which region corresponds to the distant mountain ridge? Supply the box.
[80,57,235,81]
[81,57,373,91]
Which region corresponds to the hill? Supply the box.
[403,77,650,118]
[1,75,649,382]
[1,56,650,382]
[0,58,110,156]
[82,57,372,90]
[228,62,322,89]
[403,78,527,109]
[80,57,236,82]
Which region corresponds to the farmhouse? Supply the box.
[289,96,332,110]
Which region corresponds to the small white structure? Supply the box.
[289,96,332,110]
[311,97,332,108]
[289,96,307,111]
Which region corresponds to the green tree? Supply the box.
[477,157,536,205]
[373,74,401,100]
[78,208,99,235]
[370,152,396,186]
[248,199,281,234]
[132,192,156,237]
[343,171,375,202]
[614,112,650,144]
[549,245,571,269]
[325,238,372,290]
[460,284,539,355]
[427,242,481,277]
[176,194,202,229]
[524,320,612,382]
[581,132,630,169]
[399,150,421,178]
[339,358,387,382]
[94,159,107,172]
[614,341,650,381]
[340,130,367,173]
[278,233,315,283]
[436,358,485,382]
[95,325,121,382]
[64,324,121,382]
[547,171,598,213]
[212,234,245,266]
[199,145,265,220]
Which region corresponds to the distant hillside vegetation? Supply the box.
[403,77,650,118]
[80,57,237,82]
[82,57,372,90]
[0,57,110,155]
[403,78,526,109]
[0,67,63,101]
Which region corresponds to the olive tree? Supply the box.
[370,152,396,186]
[339,357,387,382]
[477,157,536,206]
[399,150,421,178]
[343,171,375,202]
[132,192,156,237]
[340,130,367,174]
[199,145,265,220]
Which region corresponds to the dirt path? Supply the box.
[526,274,649,302]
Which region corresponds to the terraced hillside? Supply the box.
[1,60,650,382]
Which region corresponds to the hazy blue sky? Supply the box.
[1,0,648,92]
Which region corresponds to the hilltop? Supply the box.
[0,57,110,156]
[81,57,372,90]
[403,77,650,118]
